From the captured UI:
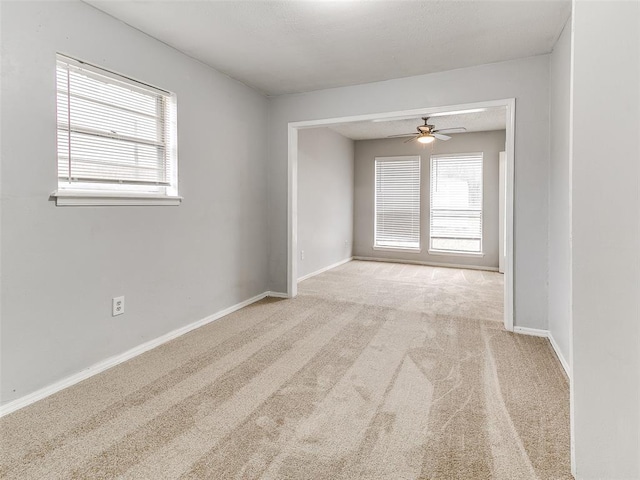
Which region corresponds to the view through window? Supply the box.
[429,153,483,254]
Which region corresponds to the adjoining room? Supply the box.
[295,105,513,327]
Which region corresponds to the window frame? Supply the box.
[428,152,484,256]
[52,54,181,206]
[373,155,422,253]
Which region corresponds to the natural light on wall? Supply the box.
[429,153,483,254]
[54,54,180,205]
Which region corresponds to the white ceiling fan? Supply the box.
[387,117,466,144]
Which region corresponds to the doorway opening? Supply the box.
[287,99,515,331]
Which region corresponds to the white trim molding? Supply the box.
[513,327,571,378]
[548,333,571,378]
[353,256,499,272]
[503,98,516,332]
[298,257,353,282]
[266,291,289,299]
[513,326,549,337]
[0,291,271,418]
[51,191,182,206]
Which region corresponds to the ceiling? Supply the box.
[86,0,571,96]
[328,108,506,141]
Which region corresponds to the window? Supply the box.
[374,156,421,250]
[430,153,483,254]
[54,54,180,205]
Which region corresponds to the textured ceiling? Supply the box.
[86,0,571,96]
[328,108,506,141]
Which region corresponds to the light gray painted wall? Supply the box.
[353,131,505,269]
[548,20,572,372]
[0,1,269,404]
[268,55,550,329]
[297,128,354,279]
[571,1,640,477]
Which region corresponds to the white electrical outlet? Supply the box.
[300,250,305,260]
[112,296,125,316]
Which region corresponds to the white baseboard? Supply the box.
[353,256,499,272]
[266,291,289,299]
[513,326,549,337]
[547,333,570,378]
[297,257,353,282]
[513,327,570,378]
[0,291,272,418]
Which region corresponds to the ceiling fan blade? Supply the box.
[433,127,467,134]
[433,133,451,141]
[387,133,419,138]
[403,136,419,143]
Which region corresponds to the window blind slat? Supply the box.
[430,153,483,253]
[375,156,421,249]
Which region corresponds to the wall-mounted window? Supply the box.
[374,156,421,251]
[430,153,483,255]
[53,54,180,206]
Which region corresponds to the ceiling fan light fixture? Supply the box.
[417,134,435,144]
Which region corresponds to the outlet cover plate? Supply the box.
[112,296,125,316]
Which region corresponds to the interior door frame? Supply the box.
[499,151,507,274]
[287,98,516,332]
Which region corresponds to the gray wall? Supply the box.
[353,131,505,269]
[268,55,550,330]
[548,20,571,371]
[297,128,354,279]
[0,1,269,404]
[571,1,640,477]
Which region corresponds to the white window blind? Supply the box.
[430,153,483,253]
[56,55,177,194]
[375,156,421,250]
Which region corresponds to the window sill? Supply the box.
[51,191,183,206]
[373,246,422,253]
[428,250,485,258]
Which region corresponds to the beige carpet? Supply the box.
[0,260,572,479]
